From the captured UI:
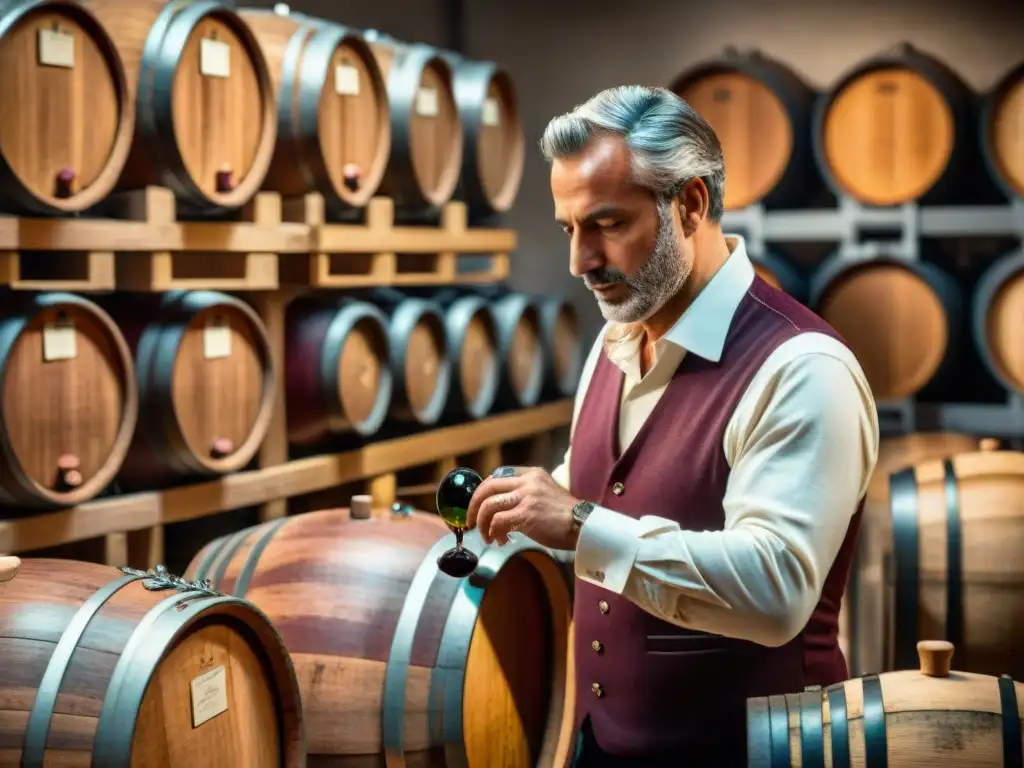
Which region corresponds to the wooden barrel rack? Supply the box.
[0,0,134,215]
[240,8,391,216]
[813,42,976,206]
[0,557,305,766]
[810,253,961,400]
[670,47,819,211]
[184,505,575,767]
[0,291,138,510]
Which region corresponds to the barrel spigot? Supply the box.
[55,168,76,198]
[211,438,234,459]
[343,163,361,192]
[57,454,83,489]
[216,166,234,193]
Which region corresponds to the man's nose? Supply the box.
[569,236,603,278]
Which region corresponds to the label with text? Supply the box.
[190,665,229,727]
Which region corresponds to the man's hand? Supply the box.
[466,466,581,549]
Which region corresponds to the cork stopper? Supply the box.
[917,640,955,677]
[0,556,21,583]
[979,438,999,452]
[350,494,373,520]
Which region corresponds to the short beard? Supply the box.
[588,199,691,324]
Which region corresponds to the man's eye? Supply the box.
[598,220,622,231]
[561,225,573,236]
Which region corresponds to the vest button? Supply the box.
[612,482,624,496]
[592,682,604,698]
[592,640,603,653]
[598,600,610,614]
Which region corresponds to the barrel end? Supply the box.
[917,639,955,677]
[0,556,21,583]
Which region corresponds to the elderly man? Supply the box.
[465,85,878,766]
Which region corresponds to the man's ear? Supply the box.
[676,177,709,236]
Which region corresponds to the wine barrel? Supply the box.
[443,52,525,217]
[0,558,305,766]
[284,296,392,445]
[371,290,452,425]
[362,30,463,213]
[0,292,138,509]
[751,249,808,304]
[183,505,576,767]
[972,249,1024,397]
[239,8,391,214]
[669,47,819,210]
[536,295,582,399]
[980,59,1024,199]
[841,431,983,676]
[427,290,501,418]
[810,252,960,400]
[82,0,277,212]
[0,0,134,215]
[746,640,1024,767]
[491,292,544,409]
[882,444,1024,679]
[813,42,975,206]
[110,290,275,488]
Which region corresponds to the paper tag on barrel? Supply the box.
[200,38,231,78]
[416,87,438,117]
[203,317,232,359]
[43,319,77,362]
[482,97,500,126]
[38,28,75,69]
[191,665,229,727]
[335,63,360,95]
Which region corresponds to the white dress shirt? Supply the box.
[551,236,880,648]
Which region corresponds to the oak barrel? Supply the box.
[810,252,960,400]
[442,51,525,217]
[0,0,134,215]
[842,431,983,676]
[670,47,819,210]
[239,8,391,214]
[110,290,275,487]
[751,249,808,304]
[536,295,582,399]
[82,0,277,211]
[881,444,1024,680]
[0,558,305,767]
[284,296,392,445]
[813,42,975,206]
[0,292,138,509]
[183,505,576,767]
[371,289,452,425]
[427,289,501,418]
[980,59,1024,199]
[746,640,1024,767]
[362,30,463,214]
[972,249,1024,397]
[489,292,545,408]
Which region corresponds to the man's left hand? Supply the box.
[466,467,581,549]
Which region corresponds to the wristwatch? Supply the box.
[571,500,595,529]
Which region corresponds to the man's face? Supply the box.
[551,134,692,324]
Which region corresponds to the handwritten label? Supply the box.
[200,37,230,78]
[203,318,231,359]
[190,665,228,727]
[415,86,438,117]
[482,97,500,126]
[38,28,75,69]
[335,63,360,96]
[42,320,77,361]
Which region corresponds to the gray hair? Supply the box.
[539,85,725,222]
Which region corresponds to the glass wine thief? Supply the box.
[435,467,482,578]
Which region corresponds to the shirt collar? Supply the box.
[603,234,755,368]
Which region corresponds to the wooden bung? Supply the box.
[917,639,955,677]
[979,437,1000,451]
[0,556,20,583]
[349,494,373,519]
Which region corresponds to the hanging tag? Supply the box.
[415,86,438,117]
[482,97,500,126]
[335,63,360,95]
[43,317,77,361]
[190,665,228,727]
[200,37,231,78]
[203,317,232,359]
[38,27,75,69]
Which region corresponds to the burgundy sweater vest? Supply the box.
[569,277,863,763]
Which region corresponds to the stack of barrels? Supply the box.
[0,286,580,509]
[0,0,525,220]
[671,45,1024,405]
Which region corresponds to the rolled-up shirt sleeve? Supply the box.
[573,341,879,647]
